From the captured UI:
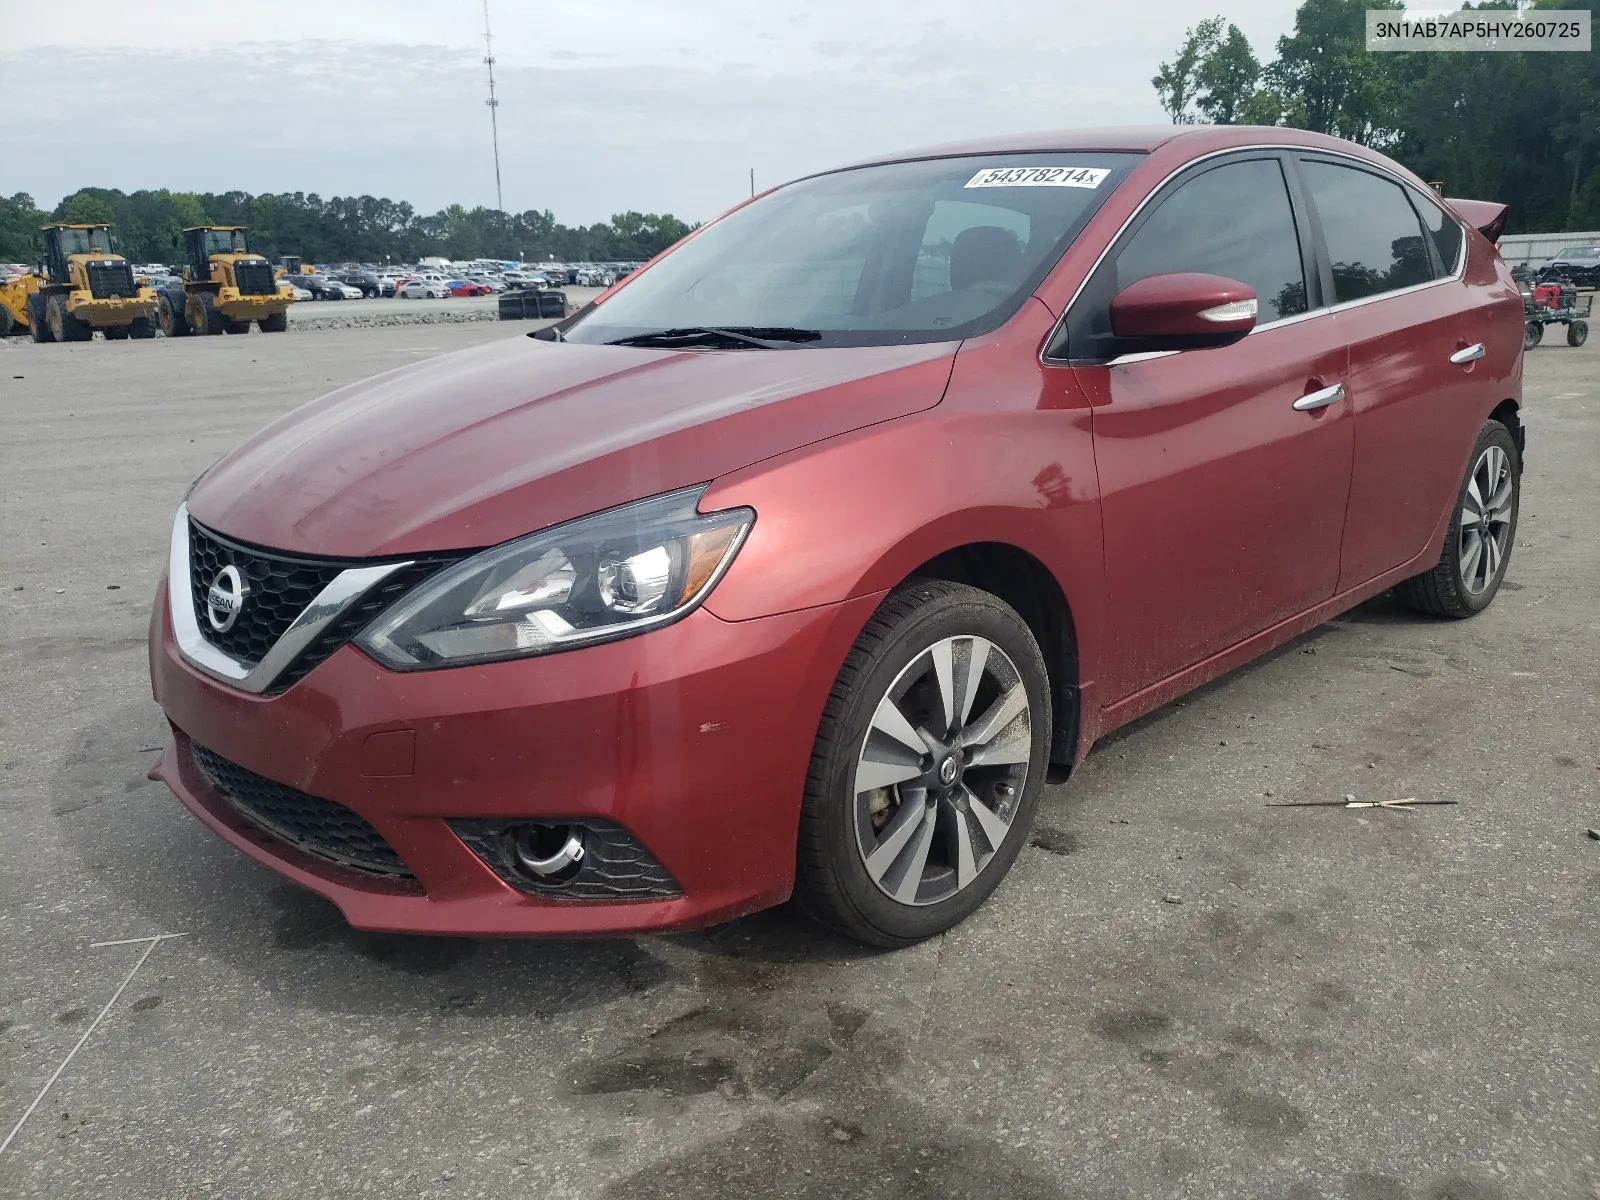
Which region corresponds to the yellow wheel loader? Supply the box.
[23,225,158,343]
[157,226,292,337]
[0,271,43,337]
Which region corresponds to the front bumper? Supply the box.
[149,582,878,935]
[67,289,158,325]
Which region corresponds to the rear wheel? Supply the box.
[223,319,251,335]
[0,305,12,337]
[158,292,190,337]
[127,314,156,339]
[28,293,54,342]
[1395,420,1520,618]
[103,324,130,340]
[794,580,1052,946]
[1568,320,1588,348]
[1523,321,1543,350]
[259,310,287,333]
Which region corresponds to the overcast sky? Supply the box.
[2,0,1304,226]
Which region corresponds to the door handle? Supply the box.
[1293,382,1345,412]
[1450,343,1486,365]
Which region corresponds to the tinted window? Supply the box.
[1301,161,1433,302]
[1411,192,1463,274]
[1116,158,1308,322]
[564,153,1140,348]
[1058,157,1307,361]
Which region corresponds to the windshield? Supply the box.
[564,153,1141,348]
[1555,246,1600,258]
[57,227,111,255]
[201,229,249,256]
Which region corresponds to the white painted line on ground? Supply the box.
[0,933,187,1156]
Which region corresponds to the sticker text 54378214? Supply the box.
[964,166,1110,190]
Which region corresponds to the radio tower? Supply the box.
[482,0,504,212]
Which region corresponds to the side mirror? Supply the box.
[1109,272,1257,353]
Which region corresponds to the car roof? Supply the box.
[833,124,1390,171]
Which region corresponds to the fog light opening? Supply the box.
[511,823,586,883]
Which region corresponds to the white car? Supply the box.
[395,279,449,299]
[281,281,313,301]
[327,280,364,300]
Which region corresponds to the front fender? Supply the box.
[700,406,1104,698]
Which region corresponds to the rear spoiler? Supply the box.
[1444,198,1509,243]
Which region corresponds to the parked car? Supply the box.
[445,279,490,296]
[281,281,313,302]
[394,278,449,299]
[467,274,507,293]
[299,274,353,300]
[503,271,552,290]
[336,269,386,298]
[149,126,1523,947]
[1535,244,1600,288]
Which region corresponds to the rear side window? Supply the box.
[1301,161,1434,302]
[1059,156,1308,361]
[1412,193,1464,274]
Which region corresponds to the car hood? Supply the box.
[188,334,957,558]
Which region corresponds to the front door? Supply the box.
[1053,154,1354,704]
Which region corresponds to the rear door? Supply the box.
[1055,153,1354,703]
[1292,156,1485,588]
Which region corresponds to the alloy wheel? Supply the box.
[853,635,1032,906]
[1459,444,1514,594]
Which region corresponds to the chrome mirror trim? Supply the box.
[168,503,412,694]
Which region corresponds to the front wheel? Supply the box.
[794,580,1052,946]
[1568,320,1588,348]
[1395,420,1520,618]
[1524,321,1543,350]
[259,311,287,333]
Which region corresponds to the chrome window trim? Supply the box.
[168,503,412,694]
[1041,143,1468,367]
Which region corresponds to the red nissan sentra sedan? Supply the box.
[149,126,1523,946]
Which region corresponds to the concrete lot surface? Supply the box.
[286,288,604,327]
[1,325,1597,1198]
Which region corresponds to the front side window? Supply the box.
[1300,161,1433,302]
[1059,157,1308,362]
[563,153,1141,348]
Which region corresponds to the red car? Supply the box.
[446,279,489,296]
[149,126,1523,946]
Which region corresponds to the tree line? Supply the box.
[0,187,697,266]
[1152,0,1598,233]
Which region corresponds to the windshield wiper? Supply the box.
[606,326,821,350]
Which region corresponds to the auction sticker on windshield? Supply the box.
[964,166,1110,189]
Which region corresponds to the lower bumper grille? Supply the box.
[190,742,413,879]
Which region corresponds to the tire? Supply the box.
[0,305,13,337]
[158,292,190,337]
[259,311,287,333]
[189,291,224,336]
[1395,420,1520,619]
[1568,320,1588,348]
[223,319,251,335]
[127,315,156,339]
[1523,321,1543,350]
[28,293,54,342]
[103,324,130,340]
[48,294,92,342]
[793,579,1053,946]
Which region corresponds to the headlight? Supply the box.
[356,486,753,670]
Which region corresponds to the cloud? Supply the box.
[1,1,1302,225]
